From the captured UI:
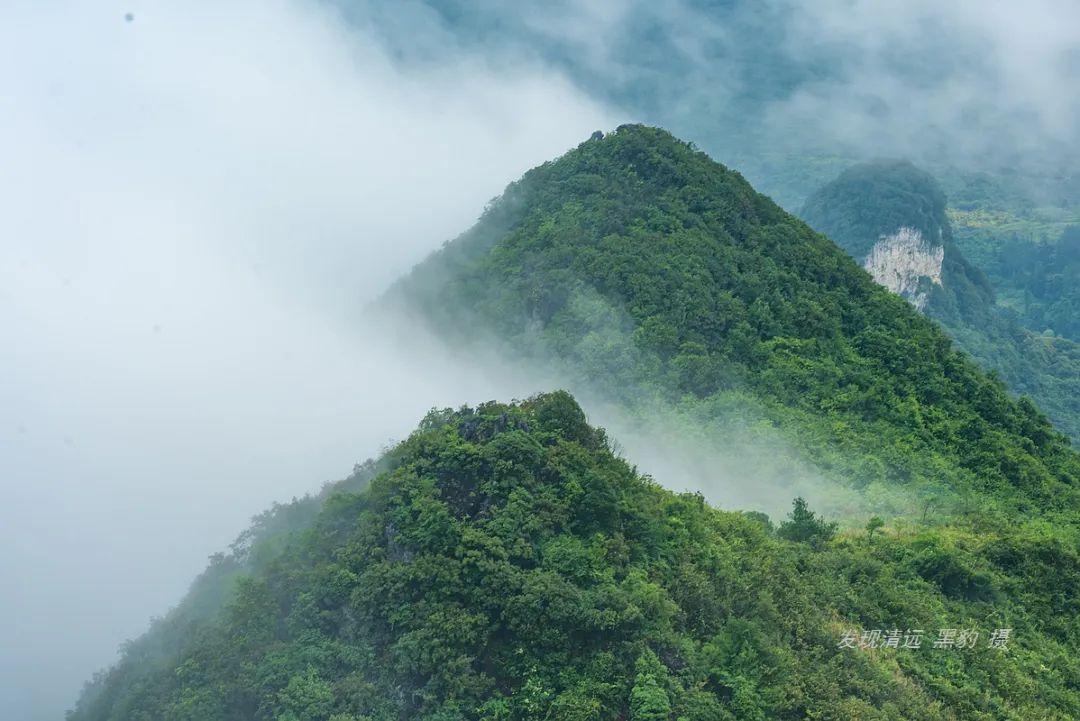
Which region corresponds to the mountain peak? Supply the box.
[800,159,950,260]
[69,388,1080,721]
[388,127,1076,517]
[71,128,1080,721]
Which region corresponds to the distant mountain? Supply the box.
[953,219,1080,344]
[329,1,1080,215]
[69,127,1080,720]
[801,160,1080,442]
[800,161,990,313]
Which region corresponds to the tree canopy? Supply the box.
[68,394,1080,720]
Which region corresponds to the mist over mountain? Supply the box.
[69,126,1080,721]
[5,3,1080,720]
[327,0,1080,209]
[68,391,1080,721]
[386,127,1077,516]
[0,2,613,719]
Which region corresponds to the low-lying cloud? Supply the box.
[769,0,1080,166]
[0,1,615,718]
[351,0,1080,183]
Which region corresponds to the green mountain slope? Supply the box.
[386,126,1077,519]
[952,217,1080,343]
[800,160,1080,442]
[69,126,1080,721]
[68,394,1080,720]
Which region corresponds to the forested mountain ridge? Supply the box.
[385,125,1078,520]
[67,126,1080,721]
[800,160,1080,442]
[68,394,1080,720]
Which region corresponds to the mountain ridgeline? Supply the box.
[386,126,1077,518]
[70,127,1080,720]
[800,160,1080,442]
[70,394,1080,720]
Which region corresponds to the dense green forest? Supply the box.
[69,394,1080,720]
[953,222,1080,343]
[387,126,1078,520]
[70,127,1080,720]
[800,161,1080,442]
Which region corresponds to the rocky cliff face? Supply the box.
[863,226,944,310]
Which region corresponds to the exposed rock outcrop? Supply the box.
[863,226,944,310]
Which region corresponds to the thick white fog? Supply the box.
[0,1,615,718]
[410,0,1080,172]
[770,0,1080,162]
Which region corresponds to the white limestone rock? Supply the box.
[862,227,944,310]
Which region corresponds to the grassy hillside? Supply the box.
[68,394,1080,720]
